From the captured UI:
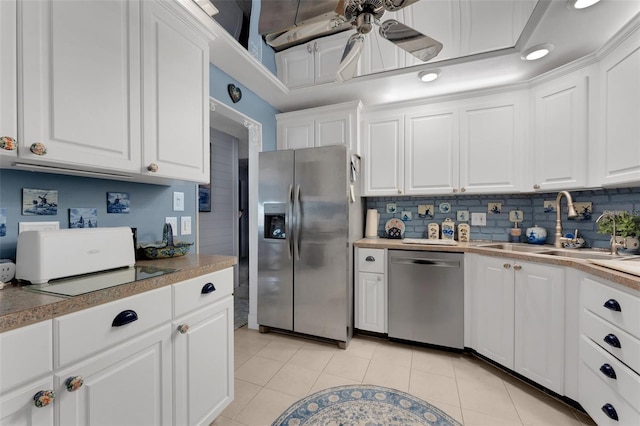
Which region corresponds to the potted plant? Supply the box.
[597,211,640,253]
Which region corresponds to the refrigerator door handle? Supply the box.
[294,184,301,261]
[287,184,293,259]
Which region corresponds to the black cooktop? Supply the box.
[23,265,178,297]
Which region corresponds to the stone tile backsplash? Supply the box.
[365,187,640,249]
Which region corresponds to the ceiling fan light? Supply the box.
[521,43,554,61]
[418,70,440,82]
[570,0,601,9]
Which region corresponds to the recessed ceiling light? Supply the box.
[569,0,601,9]
[418,69,440,82]
[521,44,554,61]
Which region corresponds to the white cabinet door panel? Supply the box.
[514,262,565,394]
[532,72,588,191]
[142,0,210,182]
[315,33,351,84]
[460,93,525,193]
[276,44,314,89]
[599,31,640,186]
[405,108,458,195]
[362,114,404,196]
[0,376,54,426]
[20,0,141,172]
[356,272,386,333]
[0,0,17,161]
[316,112,350,148]
[277,119,315,150]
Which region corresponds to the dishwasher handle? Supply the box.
[391,258,460,268]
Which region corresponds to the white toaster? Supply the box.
[16,227,136,284]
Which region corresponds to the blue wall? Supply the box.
[0,170,196,259]
[367,187,640,250]
[209,63,279,152]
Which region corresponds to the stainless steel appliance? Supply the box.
[258,145,362,347]
[388,250,464,350]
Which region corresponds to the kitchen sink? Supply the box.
[541,249,619,260]
[477,243,553,253]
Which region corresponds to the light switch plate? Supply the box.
[165,217,178,236]
[173,192,184,211]
[471,212,487,226]
[181,216,192,235]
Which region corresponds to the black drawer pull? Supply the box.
[112,310,138,327]
[603,299,621,312]
[201,282,216,294]
[601,403,619,421]
[604,333,621,349]
[599,364,617,380]
[365,256,375,262]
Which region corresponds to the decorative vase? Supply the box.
[526,225,547,244]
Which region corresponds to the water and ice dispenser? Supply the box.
[263,203,286,239]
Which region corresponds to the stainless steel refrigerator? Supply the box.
[258,145,362,347]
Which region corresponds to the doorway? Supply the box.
[198,98,261,330]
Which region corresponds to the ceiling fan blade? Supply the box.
[336,33,365,82]
[379,19,443,62]
[382,0,421,12]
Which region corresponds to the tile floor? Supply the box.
[213,327,597,426]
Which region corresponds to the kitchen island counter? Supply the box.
[0,254,237,332]
[355,238,640,292]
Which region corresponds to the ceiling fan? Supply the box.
[335,0,443,82]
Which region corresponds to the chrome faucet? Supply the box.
[596,211,624,256]
[554,191,578,248]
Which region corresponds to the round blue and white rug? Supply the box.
[272,384,461,426]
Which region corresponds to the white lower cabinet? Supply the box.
[0,268,234,426]
[0,376,55,426]
[173,269,234,426]
[0,320,54,426]
[579,275,640,425]
[355,248,387,333]
[469,254,565,394]
[54,325,172,426]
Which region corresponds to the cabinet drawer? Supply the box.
[0,321,52,390]
[582,276,640,339]
[54,286,171,367]
[173,268,233,317]
[582,310,640,373]
[579,355,640,426]
[357,248,385,274]
[580,335,640,409]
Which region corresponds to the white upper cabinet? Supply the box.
[597,29,640,187]
[404,105,459,195]
[276,31,353,89]
[277,101,361,153]
[459,91,527,194]
[20,0,142,174]
[362,111,404,196]
[0,0,17,162]
[530,68,590,192]
[142,0,211,183]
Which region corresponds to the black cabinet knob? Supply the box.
[603,333,621,349]
[112,310,138,327]
[599,364,617,380]
[603,299,622,312]
[601,403,619,421]
[365,256,375,262]
[201,282,216,294]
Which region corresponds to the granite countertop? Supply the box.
[355,238,640,292]
[0,254,237,333]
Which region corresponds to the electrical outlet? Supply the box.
[181,216,192,235]
[165,217,178,236]
[173,192,184,211]
[471,212,487,226]
[0,260,16,282]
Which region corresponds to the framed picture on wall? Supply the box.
[199,184,211,212]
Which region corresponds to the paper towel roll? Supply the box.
[365,209,379,238]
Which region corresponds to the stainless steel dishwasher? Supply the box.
[388,250,464,350]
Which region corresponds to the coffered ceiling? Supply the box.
[195,0,640,112]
